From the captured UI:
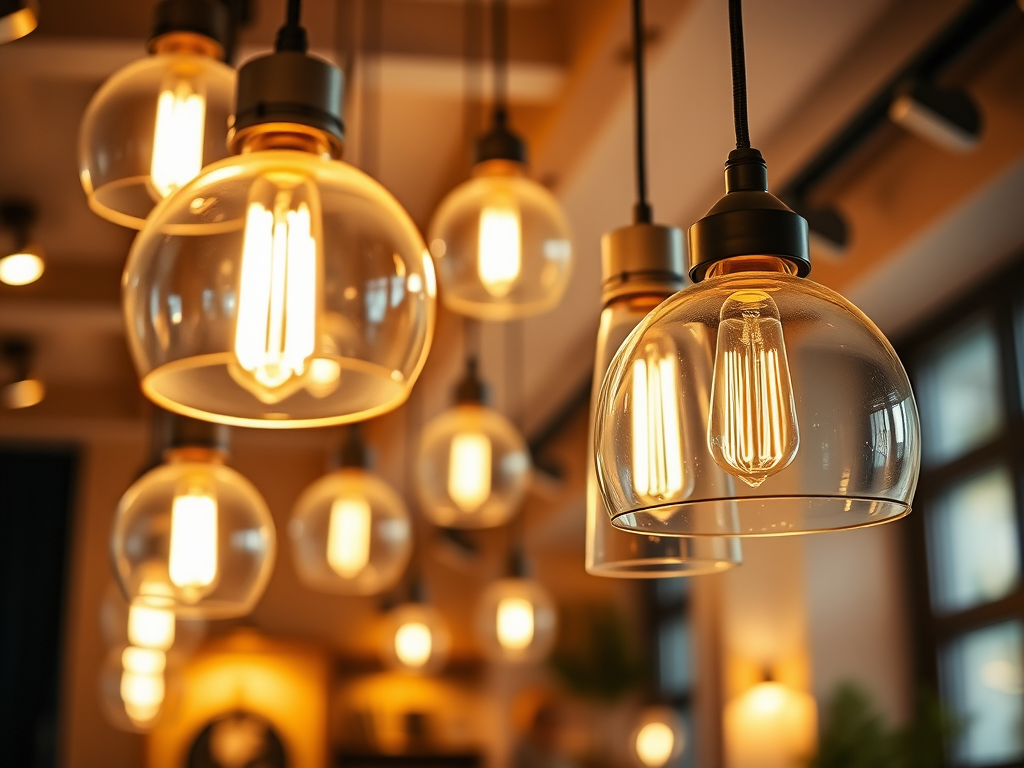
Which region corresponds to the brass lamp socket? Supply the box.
[601,222,686,307]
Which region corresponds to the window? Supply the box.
[647,578,695,768]
[902,257,1024,768]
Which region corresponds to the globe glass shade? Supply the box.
[474,577,557,664]
[595,268,920,536]
[123,149,436,428]
[79,54,235,229]
[111,452,276,619]
[380,602,451,675]
[428,160,572,321]
[289,467,413,596]
[416,403,531,529]
[631,707,686,768]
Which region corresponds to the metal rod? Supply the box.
[631,0,652,223]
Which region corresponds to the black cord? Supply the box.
[276,0,308,52]
[287,0,301,27]
[728,0,750,149]
[631,0,652,224]
[492,0,508,120]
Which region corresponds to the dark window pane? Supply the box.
[657,614,691,697]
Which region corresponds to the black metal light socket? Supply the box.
[1,338,32,382]
[601,222,686,306]
[334,424,372,470]
[475,110,527,165]
[687,148,810,283]
[1,201,35,251]
[454,358,489,405]
[149,0,230,57]
[506,547,528,579]
[163,411,230,454]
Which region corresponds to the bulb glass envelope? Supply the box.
[111,454,276,618]
[429,160,572,321]
[595,269,920,536]
[474,576,557,664]
[289,467,412,596]
[79,54,235,229]
[380,602,451,675]
[123,150,436,428]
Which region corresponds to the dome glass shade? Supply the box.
[416,403,531,529]
[474,577,557,664]
[587,294,742,575]
[380,602,451,675]
[111,450,276,618]
[79,53,235,229]
[123,149,436,428]
[289,467,413,596]
[595,264,921,536]
[428,160,572,321]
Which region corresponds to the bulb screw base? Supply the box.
[601,222,686,306]
[149,0,229,59]
[687,148,810,283]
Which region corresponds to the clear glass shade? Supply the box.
[416,402,531,529]
[595,264,921,536]
[98,645,169,733]
[111,451,276,618]
[428,160,572,321]
[79,53,235,229]
[289,467,413,596]
[123,148,436,428]
[631,707,686,768]
[380,602,451,675]
[474,577,557,664]
[588,294,742,575]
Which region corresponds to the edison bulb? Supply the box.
[0,249,44,285]
[381,603,451,675]
[290,467,412,596]
[631,708,685,768]
[416,403,531,529]
[112,450,275,618]
[475,577,557,664]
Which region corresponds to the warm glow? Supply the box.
[725,681,818,768]
[150,78,206,198]
[122,647,166,676]
[127,603,176,651]
[630,343,684,499]
[478,203,521,297]
[636,721,676,768]
[496,596,535,651]
[448,431,492,512]
[120,668,165,725]
[233,193,318,402]
[326,497,372,578]
[0,252,44,285]
[169,486,218,593]
[2,378,44,409]
[394,621,432,668]
[709,291,799,487]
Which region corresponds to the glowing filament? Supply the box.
[496,596,535,651]
[449,432,492,512]
[708,291,799,487]
[127,603,175,651]
[630,343,685,499]
[478,203,521,297]
[150,78,206,198]
[168,487,218,593]
[394,622,432,668]
[635,722,676,768]
[326,497,372,578]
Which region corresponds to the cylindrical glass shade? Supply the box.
[111,451,276,618]
[631,707,686,768]
[380,602,451,675]
[416,403,531,529]
[289,467,413,596]
[98,646,168,733]
[123,149,436,428]
[595,268,921,536]
[79,54,235,229]
[474,577,557,664]
[587,294,742,575]
[428,160,572,321]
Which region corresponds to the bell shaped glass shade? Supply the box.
[416,403,531,529]
[289,467,413,596]
[474,577,557,664]
[587,294,742,576]
[631,707,686,768]
[428,160,572,321]
[380,602,451,675]
[123,149,436,428]
[98,646,168,733]
[79,53,235,229]
[595,263,921,536]
[111,450,276,619]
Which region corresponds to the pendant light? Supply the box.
[0,338,44,409]
[587,0,739,574]
[380,580,452,675]
[79,0,236,229]
[474,546,557,664]
[0,0,37,45]
[289,425,413,596]
[111,413,276,619]
[427,0,572,321]
[122,0,436,429]
[416,356,531,529]
[0,201,44,286]
[594,0,921,536]
[631,706,686,768]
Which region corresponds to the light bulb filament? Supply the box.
[448,431,492,512]
[326,497,372,578]
[630,341,685,499]
[150,77,206,198]
[394,622,432,668]
[496,596,535,651]
[168,486,218,595]
[478,203,521,297]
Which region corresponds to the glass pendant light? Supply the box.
[631,707,685,768]
[427,0,572,321]
[290,425,413,596]
[122,0,435,429]
[416,357,531,529]
[79,0,236,229]
[0,201,44,286]
[0,0,38,45]
[595,0,920,537]
[587,0,740,576]
[474,547,557,664]
[380,581,452,675]
[111,414,276,619]
[0,338,44,409]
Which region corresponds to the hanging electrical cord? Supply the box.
[491,0,509,123]
[275,0,307,52]
[728,0,750,150]
[631,0,652,224]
